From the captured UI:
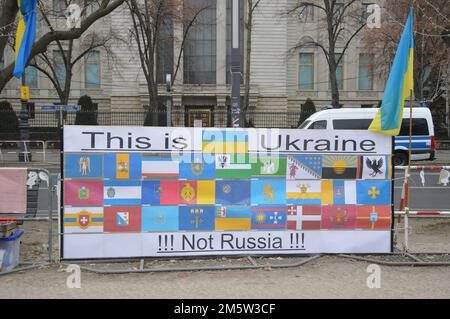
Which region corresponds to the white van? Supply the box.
[299,108,436,166]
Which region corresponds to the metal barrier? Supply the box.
[395,165,450,252]
[0,140,46,162]
[2,164,450,275]
[0,168,56,276]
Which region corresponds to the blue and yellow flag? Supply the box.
[369,8,414,136]
[13,0,37,78]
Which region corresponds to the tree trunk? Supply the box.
[328,59,340,108]
[0,64,13,94]
[0,0,18,64]
[325,1,340,108]
[244,0,253,112]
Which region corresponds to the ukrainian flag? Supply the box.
[13,0,37,78]
[369,8,414,136]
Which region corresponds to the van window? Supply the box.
[399,118,429,136]
[333,118,430,136]
[310,120,327,129]
[333,119,372,130]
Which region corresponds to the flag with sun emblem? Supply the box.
[180,154,215,180]
[251,206,287,230]
[322,156,361,180]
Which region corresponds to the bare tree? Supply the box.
[0,0,126,93]
[24,1,120,104]
[289,1,367,108]
[126,0,207,118]
[243,0,262,112]
[0,0,19,64]
[364,0,450,104]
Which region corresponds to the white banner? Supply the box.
[63,231,391,259]
[64,126,392,155]
[62,126,393,260]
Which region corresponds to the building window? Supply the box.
[53,50,66,88]
[157,17,174,84]
[333,53,344,90]
[184,0,217,84]
[226,0,244,84]
[297,4,314,23]
[298,53,314,90]
[53,0,67,17]
[85,51,101,88]
[24,66,38,88]
[359,54,373,90]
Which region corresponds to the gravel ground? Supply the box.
[1,218,450,299]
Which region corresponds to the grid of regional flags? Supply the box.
[63,132,392,234]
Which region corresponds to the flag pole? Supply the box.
[404,89,413,251]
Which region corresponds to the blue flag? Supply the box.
[356,180,391,205]
[14,0,37,78]
[65,154,103,179]
[179,206,215,231]
[104,153,142,180]
[251,206,287,230]
[141,181,162,205]
[369,8,414,136]
[179,153,216,180]
[216,180,251,205]
[142,206,179,232]
[251,179,286,205]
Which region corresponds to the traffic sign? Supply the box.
[20,86,30,101]
[40,105,81,111]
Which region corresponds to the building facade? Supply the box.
[0,0,385,127]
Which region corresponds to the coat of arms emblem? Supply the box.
[78,156,91,176]
[78,186,89,199]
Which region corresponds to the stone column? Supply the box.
[173,5,184,87]
[216,0,227,87]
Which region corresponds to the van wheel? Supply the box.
[393,152,408,166]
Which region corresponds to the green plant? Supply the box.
[75,95,98,125]
[0,100,19,136]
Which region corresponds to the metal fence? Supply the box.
[0,109,449,141]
